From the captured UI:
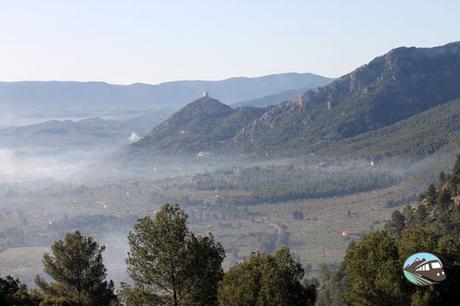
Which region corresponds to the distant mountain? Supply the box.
[0,72,330,115]
[231,88,307,108]
[229,42,460,154]
[131,95,266,153]
[128,42,460,158]
[232,79,333,108]
[0,110,169,150]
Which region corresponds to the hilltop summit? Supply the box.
[129,42,460,157]
[132,95,264,153]
[229,41,460,152]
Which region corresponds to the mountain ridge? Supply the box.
[231,87,311,108]
[0,72,331,115]
[126,42,460,158]
[228,41,460,153]
[132,96,267,153]
[317,97,460,158]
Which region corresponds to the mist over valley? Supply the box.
[1,3,460,302]
[2,44,460,292]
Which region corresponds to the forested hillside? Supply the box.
[316,156,460,305]
[319,97,460,159]
[231,42,460,154]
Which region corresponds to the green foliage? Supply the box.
[322,98,460,159]
[134,97,265,153]
[122,203,225,306]
[448,154,460,191]
[385,210,406,236]
[35,231,116,306]
[0,275,38,305]
[343,226,460,305]
[318,155,460,305]
[315,262,348,306]
[397,227,437,260]
[118,285,165,306]
[344,231,405,306]
[414,157,460,238]
[217,247,315,306]
[190,163,401,205]
[398,227,460,305]
[131,43,460,156]
[38,296,80,306]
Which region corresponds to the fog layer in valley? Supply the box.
[0,149,94,183]
[0,125,445,287]
[0,94,458,288]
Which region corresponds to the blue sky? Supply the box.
[1,1,459,84]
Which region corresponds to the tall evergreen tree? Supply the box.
[448,154,460,191]
[421,184,437,206]
[122,203,225,306]
[344,230,405,306]
[218,247,316,306]
[35,231,116,306]
[413,204,428,225]
[385,210,406,236]
[315,262,348,306]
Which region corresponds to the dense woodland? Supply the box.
[1,156,460,305]
[321,98,460,159]
[186,162,403,205]
[316,156,460,305]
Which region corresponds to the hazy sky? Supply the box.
[1,1,459,84]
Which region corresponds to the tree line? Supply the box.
[190,164,401,205]
[0,204,315,306]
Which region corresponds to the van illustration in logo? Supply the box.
[403,252,446,286]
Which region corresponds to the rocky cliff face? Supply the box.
[229,42,460,152]
[130,42,460,156]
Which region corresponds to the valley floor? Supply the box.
[0,176,415,285]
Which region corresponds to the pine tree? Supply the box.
[385,210,406,236]
[343,230,405,306]
[436,189,452,212]
[438,171,447,185]
[35,231,116,306]
[413,204,428,225]
[449,154,460,191]
[421,184,437,206]
[122,203,225,306]
[218,247,316,306]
